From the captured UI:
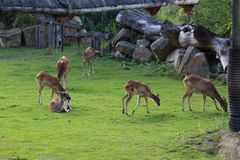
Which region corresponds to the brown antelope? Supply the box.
[82,47,102,75]
[56,56,70,88]
[49,92,71,113]
[182,74,228,112]
[36,71,70,105]
[122,80,160,115]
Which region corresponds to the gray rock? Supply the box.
[112,28,134,47]
[166,48,186,69]
[133,46,152,62]
[115,41,136,57]
[178,46,200,73]
[136,39,150,48]
[150,37,175,62]
[145,35,161,42]
[110,50,126,59]
[187,52,209,77]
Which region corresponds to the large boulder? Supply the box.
[145,35,161,42]
[23,25,37,46]
[0,28,22,47]
[166,48,186,69]
[112,28,134,47]
[115,41,136,57]
[187,52,209,77]
[110,50,126,59]
[136,39,151,48]
[133,46,152,62]
[178,46,200,73]
[150,37,175,62]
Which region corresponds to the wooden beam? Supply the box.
[64,31,111,40]
[44,20,84,30]
[60,23,64,52]
[0,0,199,15]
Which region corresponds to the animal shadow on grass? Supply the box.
[67,87,81,93]
[135,113,176,124]
[191,111,226,118]
[0,55,19,61]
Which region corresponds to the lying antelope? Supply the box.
[56,56,70,88]
[36,71,70,105]
[122,80,160,115]
[82,47,102,75]
[49,92,71,113]
[182,74,228,112]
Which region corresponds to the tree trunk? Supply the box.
[161,22,229,70]
[228,0,240,132]
[116,9,162,36]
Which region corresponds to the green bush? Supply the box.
[0,13,37,29]
[155,0,231,35]
[80,11,119,34]
[15,13,37,28]
[154,5,182,23]
[191,0,231,36]
[0,12,16,28]
[143,62,182,79]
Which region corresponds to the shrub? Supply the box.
[155,0,231,36]
[143,62,183,79]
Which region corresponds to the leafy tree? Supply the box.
[80,11,119,34]
[155,0,231,36]
[191,0,231,36]
[0,12,16,28]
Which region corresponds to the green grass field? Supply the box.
[0,47,228,160]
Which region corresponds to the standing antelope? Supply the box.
[56,56,70,88]
[122,80,160,115]
[36,71,70,105]
[182,74,228,112]
[82,47,102,75]
[49,92,71,113]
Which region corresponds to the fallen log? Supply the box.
[116,10,229,70]
[161,22,229,71]
[116,9,162,36]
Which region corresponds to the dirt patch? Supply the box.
[185,129,223,156]
[0,55,19,61]
[219,130,240,160]
[0,157,27,160]
[185,129,240,159]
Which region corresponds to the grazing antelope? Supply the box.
[49,92,71,113]
[122,80,160,115]
[82,47,102,75]
[182,74,228,112]
[36,71,70,105]
[56,56,70,88]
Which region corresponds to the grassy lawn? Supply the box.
[0,47,228,160]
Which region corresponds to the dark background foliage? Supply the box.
[0,0,231,36]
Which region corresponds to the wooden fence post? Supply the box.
[61,23,64,52]
[48,21,53,48]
